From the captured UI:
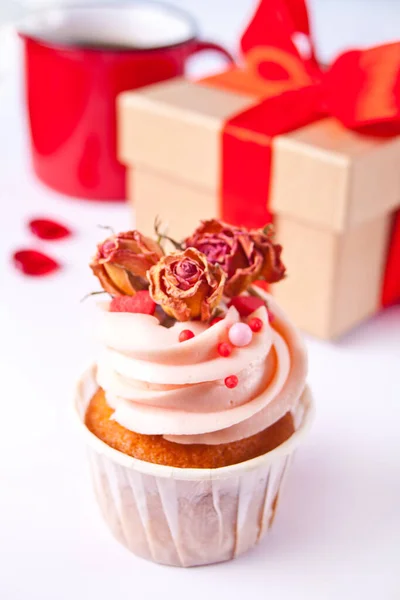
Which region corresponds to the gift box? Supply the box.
[117,0,400,339]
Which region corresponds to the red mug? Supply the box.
[19,2,234,200]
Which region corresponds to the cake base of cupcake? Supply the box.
[74,365,314,567]
[85,387,296,469]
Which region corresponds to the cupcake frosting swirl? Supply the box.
[96,293,307,445]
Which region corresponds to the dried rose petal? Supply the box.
[90,230,163,295]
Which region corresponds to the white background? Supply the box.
[0,1,400,599]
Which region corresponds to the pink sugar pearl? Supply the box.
[228,322,253,347]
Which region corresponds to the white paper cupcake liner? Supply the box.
[74,365,314,567]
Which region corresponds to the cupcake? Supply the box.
[75,219,314,567]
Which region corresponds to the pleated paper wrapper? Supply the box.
[75,365,314,567]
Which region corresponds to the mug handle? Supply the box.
[189,40,235,64]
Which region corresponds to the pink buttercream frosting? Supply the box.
[95,292,307,445]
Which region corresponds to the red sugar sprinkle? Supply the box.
[249,317,263,332]
[179,329,195,343]
[225,375,238,389]
[217,342,233,357]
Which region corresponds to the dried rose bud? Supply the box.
[147,247,225,321]
[185,219,286,296]
[251,231,286,284]
[90,230,163,295]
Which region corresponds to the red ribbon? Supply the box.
[221,0,400,306]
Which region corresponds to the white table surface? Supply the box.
[1,2,400,599]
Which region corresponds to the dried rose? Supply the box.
[147,247,225,321]
[185,220,285,296]
[90,231,164,295]
[250,230,286,284]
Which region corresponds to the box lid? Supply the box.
[270,118,400,232]
[118,78,254,193]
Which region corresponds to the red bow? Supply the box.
[241,0,400,133]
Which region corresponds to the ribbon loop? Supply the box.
[241,0,320,78]
[245,46,313,96]
[323,42,400,129]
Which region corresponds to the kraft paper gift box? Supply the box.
[117,77,400,339]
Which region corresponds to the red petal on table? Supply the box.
[12,249,61,276]
[28,218,72,240]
